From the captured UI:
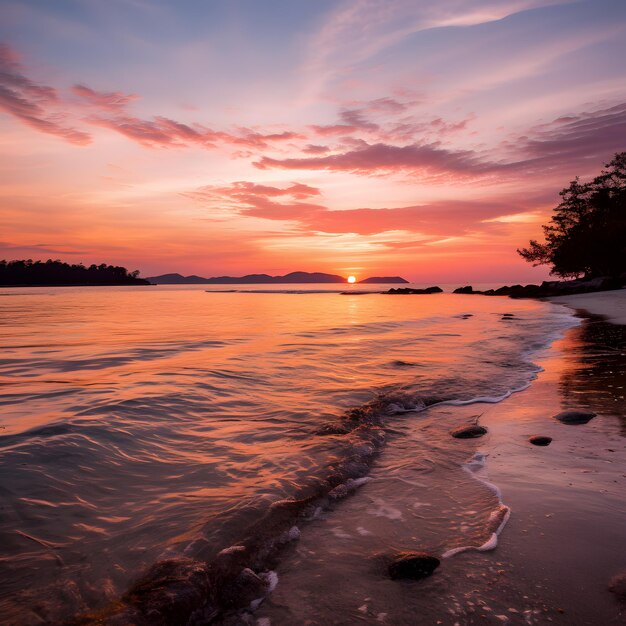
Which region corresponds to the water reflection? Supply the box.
[559,316,626,432]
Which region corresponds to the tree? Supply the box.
[518,152,626,278]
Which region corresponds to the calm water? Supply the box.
[0,285,577,624]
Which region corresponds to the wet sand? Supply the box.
[476,314,626,625]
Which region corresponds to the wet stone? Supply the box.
[529,435,552,446]
[388,552,440,580]
[315,422,351,436]
[450,425,488,439]
[554,410,596,425]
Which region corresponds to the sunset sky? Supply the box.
[1,0,625,282]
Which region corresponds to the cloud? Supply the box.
[364,97,411,113]
[0,43,91,145]
[255,141,490,175]
[186,179,530,237]
[302,144,330,154]
[256,103,626,180]
[0,45,302,151]
[87,114,223,148]
[302,0,568,98]
[512,102,626,172]
[72,84,138,110]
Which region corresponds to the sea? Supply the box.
[0,284,580,624]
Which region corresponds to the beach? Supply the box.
[0,286,624,625]
[549,289,626,325]
[254,290,626,626]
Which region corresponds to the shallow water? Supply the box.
[0,285,578,623]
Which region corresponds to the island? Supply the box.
[359,276,408,284]
[147,271,409,284]
[0,259,150,286]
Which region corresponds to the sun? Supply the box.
[347,275,356,283]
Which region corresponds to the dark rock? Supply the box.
[315,422,351,436]
[529,435,552,446]
[123,558,215,624]
[453,285,474,294]
[388,552,440,580]
[471,275,626,299]
[450,424,488,439]
[554,410,596,425]
[386,286,442,295]
[219,567,268,609]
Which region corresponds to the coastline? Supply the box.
[474,296,626,623]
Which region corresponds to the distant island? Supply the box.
[0,259,149,286]
[359,276,408,284]
[147,271,409,284]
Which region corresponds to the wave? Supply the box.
[68,374,550,625]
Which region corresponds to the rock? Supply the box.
[386,286,442,294]
[450,424,488,439]
[453,285,473,294]
[388,552,440,580]
[123,558,214,623]
[608,572,626,604]
[315,422,351,436]
[554,410,596,425]
[529,435,552,446]
[219,567,268,609]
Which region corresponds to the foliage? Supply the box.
[518,152,626,278]
[0,259,149,286]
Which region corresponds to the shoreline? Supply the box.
[548,289,626,325]
[253,295,625,625]
[475,298,626,624]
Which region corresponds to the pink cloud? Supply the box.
[186,179,532,237]
[0,43,91,145]
[72,84,139,110]
[254,141,488,175]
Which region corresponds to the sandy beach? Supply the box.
[549,289,626,325]
[471,291,626,623]
[253,292,626,626]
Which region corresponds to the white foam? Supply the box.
[442,453,511,559]
[367,497,404,521]
[260,570,278,592]
[218,544,246,556]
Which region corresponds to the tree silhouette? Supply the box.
[518,152,626,278]
[0,259,149,286]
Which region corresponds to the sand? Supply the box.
[549,287,626,324]
[253,298,626,626]
[473,303,626,624]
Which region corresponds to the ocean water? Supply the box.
[0,285,578,624]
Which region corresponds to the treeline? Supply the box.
[0,259,150,286]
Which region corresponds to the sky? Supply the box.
[1,0,625,282]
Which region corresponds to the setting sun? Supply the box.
[347,275,356,283]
